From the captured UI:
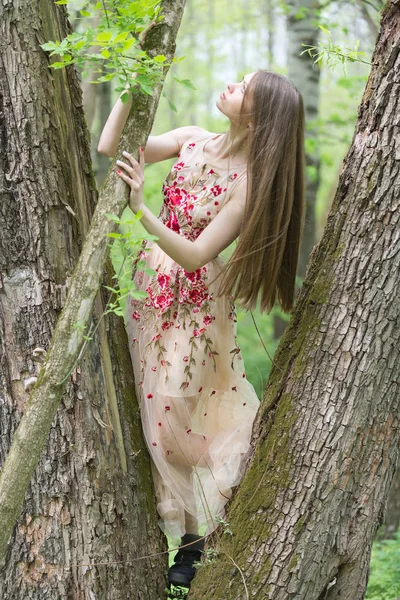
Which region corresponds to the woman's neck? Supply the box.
[212,125,250,164]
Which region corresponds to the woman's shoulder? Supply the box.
[179,125,211,148]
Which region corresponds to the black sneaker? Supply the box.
[168,533,205,588]
[165,583,191,599]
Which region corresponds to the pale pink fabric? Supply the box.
[124,131,260,542]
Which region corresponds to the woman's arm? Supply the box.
[97,81,135,158]
[137,178,247,272]
[97,79,207,161]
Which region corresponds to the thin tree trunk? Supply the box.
[0,1,186,598]
[191,0,400,598]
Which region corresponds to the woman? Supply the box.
[98,69,306,597]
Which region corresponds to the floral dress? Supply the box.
[124,130,261,542]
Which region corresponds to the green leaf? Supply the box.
[122,39,135,52]
[41,42,58,51]
[173,77,196,90]
[114,31,129,43]
[96,31,112,43]
[80,9,91,17]
[101,49,111,59]
[154,54,167,63]
[167,98,177,112]
[97,73,114,82]
[138,83,153,95]
[105,213,121,223]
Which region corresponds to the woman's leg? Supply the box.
[175,464,198,535]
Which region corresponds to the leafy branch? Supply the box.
[39,0,192,98]
[300,24,373,75]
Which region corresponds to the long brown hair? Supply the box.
[211,69,306,315]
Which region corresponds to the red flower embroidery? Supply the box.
[207,169,215,175]
[203,315,214,325]
[166,450,171,455]
[151,366,157,372]
[158,422,162,426]
[165,185,187,207]
[165,405,171,411]
[173,161,185,170]
[183,356,189,362]
[214,201,219,206]
[162,321,174,330]
[204,413,207,416]
[186,428,192,434]
[158,273,171,288]
[164,210,181,234]
[242,373,246,378]
[232,386,237,391]
[210,185,222,197]
[147,393,153,399]
[198,387,203,392]
[210,390,216,396]
[152,442,157,446]
[243,403,246,406]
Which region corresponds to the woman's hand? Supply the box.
[116,148,145,214]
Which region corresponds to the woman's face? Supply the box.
[217,72,257,124]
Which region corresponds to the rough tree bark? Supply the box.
[192,0,400,598]
[0,0,186,598]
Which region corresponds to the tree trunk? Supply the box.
[0,0,186,597]
[191,1,400,598]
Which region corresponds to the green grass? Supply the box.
[365,530,400,599]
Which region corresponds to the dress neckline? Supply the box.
[200,133,247,171]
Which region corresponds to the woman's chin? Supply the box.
[215,100,226,116]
